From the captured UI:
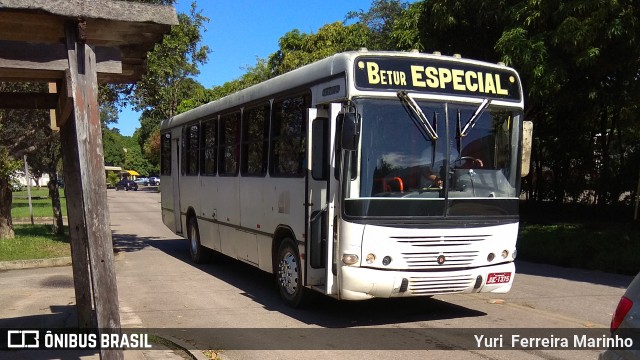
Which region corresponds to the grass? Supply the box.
[11,187,67,219]
[517,222,640,275]
[0,224,70,261]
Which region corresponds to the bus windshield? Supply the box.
[344,98,522,218]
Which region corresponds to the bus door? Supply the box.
[306,107,331,293]
[172,135,182,235]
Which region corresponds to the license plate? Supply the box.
[486,272,511,284]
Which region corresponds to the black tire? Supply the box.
[188,216,212,263]
[276,239,307,307]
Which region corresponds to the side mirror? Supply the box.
[521,121,533,177]
[339,112,360,151]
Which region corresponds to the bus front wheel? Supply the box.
[276,239,307,307]
[188,216,212,264]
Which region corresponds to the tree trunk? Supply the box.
[0,176,14,239]
[48,173,64,235]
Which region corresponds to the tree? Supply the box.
[183,58,272,108]
[28,132,64,235]
[0,82,51,238]
[347,0,411,50]
[268,22,371,76]
[129,2,209,119]
[101,2,210,173]
[495,0,640,206]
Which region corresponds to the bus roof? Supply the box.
[162,50,521,131]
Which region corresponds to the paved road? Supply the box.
[108,190,634,359]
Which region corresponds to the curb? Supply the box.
[0,256,72,270]
[152,334,215,360]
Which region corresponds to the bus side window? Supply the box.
[270,94,310,177]
[201,118,217,176]
[241,104,269,176]
[185,124,200,176]
[161,132,171,176]
[219,112,240,176]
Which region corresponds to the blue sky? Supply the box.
[113,0,382,136]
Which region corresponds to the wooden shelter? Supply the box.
[0,1,177,359]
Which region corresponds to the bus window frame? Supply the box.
[269,92,311,178]
[218,111,241,177]
[200,116,218,177]
[241,102,270,177]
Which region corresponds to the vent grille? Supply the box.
[408,274,475,295]
[392,234,490,269]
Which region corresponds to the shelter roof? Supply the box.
[0,0,178,83]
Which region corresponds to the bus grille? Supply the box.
[408,274,475,295]
[393,234,489,269]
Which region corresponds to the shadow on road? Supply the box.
[0,305,78,329]
[111,232,152,253]
[515,260,633,289]
[143,238,486,328]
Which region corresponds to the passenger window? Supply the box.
[219,112,240,176]
[270,94,310,177]
[241,104,269,176]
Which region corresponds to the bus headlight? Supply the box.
[342,254,359,265]
[501,250,509,259]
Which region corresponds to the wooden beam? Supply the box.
[0,92,58,109]
[60,21,122,359]
[0,40,122,74]
[56,71,73,128]
[48,82,58,131]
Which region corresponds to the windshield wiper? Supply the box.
[460,98,490,137]
[397,91,438,140]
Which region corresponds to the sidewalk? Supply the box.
[0,265,209,360]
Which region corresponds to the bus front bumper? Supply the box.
[339,262,515,301]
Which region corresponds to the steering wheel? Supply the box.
[451,156,479,169]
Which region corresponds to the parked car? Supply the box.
[115,179,138,191]
[134,177,149,186]
[148,177,160,186]
[600,272,640,360]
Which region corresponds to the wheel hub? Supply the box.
[278,251,298,295]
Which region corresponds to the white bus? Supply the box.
[160,50,531,307]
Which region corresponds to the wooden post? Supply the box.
[60,20,122,360]
[60,96,96,330]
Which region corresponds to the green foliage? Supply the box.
[107,172,119,187]
[518,223,640,275]
[347,0,411,50]
[268,22,371,76]
[389,1,425,51]
[103,128,127,167]
[130,2,210,119]
[0,82,54,238]
[197,58,272,103]
[102,128,155,175]
[492,0,640,205]
[0,148,21,179]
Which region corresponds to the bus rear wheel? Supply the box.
[188,216,212,263]
[276,239,307,307]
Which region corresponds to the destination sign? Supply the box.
[354,56,521,101]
